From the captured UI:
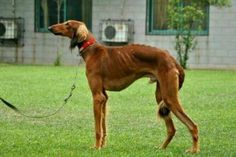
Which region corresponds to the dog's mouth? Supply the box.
[52,32,63,35]
[48,27,63,35]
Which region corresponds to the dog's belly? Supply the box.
[103,74,139,91]
[103,73,156,91]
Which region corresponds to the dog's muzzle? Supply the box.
[48,26,62,35]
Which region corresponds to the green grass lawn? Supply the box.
[0,64,236,157]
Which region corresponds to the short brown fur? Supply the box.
[48,20,199,153]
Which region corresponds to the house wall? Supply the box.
[92,0,236,69]
[0,0,235,68]
[0,0,80,65]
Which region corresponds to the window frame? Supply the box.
[146,0,210,36]
[35,0,92,32]
[35,0,66,32]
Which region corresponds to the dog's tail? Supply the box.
[176,62,185,90]
[157,101,170,118]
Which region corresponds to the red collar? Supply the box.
[79,38,96,52]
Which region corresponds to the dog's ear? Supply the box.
[70,31,78,50]
[69,23,89,50]
[76,24,89,43]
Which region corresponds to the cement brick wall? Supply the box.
[0,0,80,65]
[92,0,236,69]
[0,0,235,68]
[189,1,236,69]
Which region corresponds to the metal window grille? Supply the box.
[0,17,24,46]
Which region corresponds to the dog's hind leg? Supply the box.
[157,101,176,149]
[155,83,176,149]
[160,70,199,153]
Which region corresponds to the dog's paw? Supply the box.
[155,145,166,150]
[90,145,101,150]
[101,142,106,148]
[185,147,200,153]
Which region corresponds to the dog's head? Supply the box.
[48,20,89,49]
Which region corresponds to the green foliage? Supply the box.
[168,0,231,69]
[0,65,236,156]
[175,33,197,69]
[168,1,205,31]
[54,52,62,66]
[168,0,205,69]
[207,0,232,7]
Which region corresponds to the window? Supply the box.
[35,0,92,32]
[146,0,209,35]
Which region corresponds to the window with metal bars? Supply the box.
[146,0,209,35]
[35,0,92,32]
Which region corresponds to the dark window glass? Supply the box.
[35,0,92,32]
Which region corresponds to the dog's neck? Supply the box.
[77,36,96,56]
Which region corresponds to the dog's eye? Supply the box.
[65,22,69,26]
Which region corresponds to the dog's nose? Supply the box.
[48,26,52,32]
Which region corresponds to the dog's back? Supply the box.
[104,44,185,89]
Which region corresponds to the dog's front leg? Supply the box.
[93,92,107,149]
[101,91,108,147]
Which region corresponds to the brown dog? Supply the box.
[48,20,199,153]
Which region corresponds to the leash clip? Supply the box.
[64,84,76,103]
[71,84,76,90]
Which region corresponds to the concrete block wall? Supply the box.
[0,0,80,65]
[92,0,236,69]
[189,0,236,68]
[0,0,235,68]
